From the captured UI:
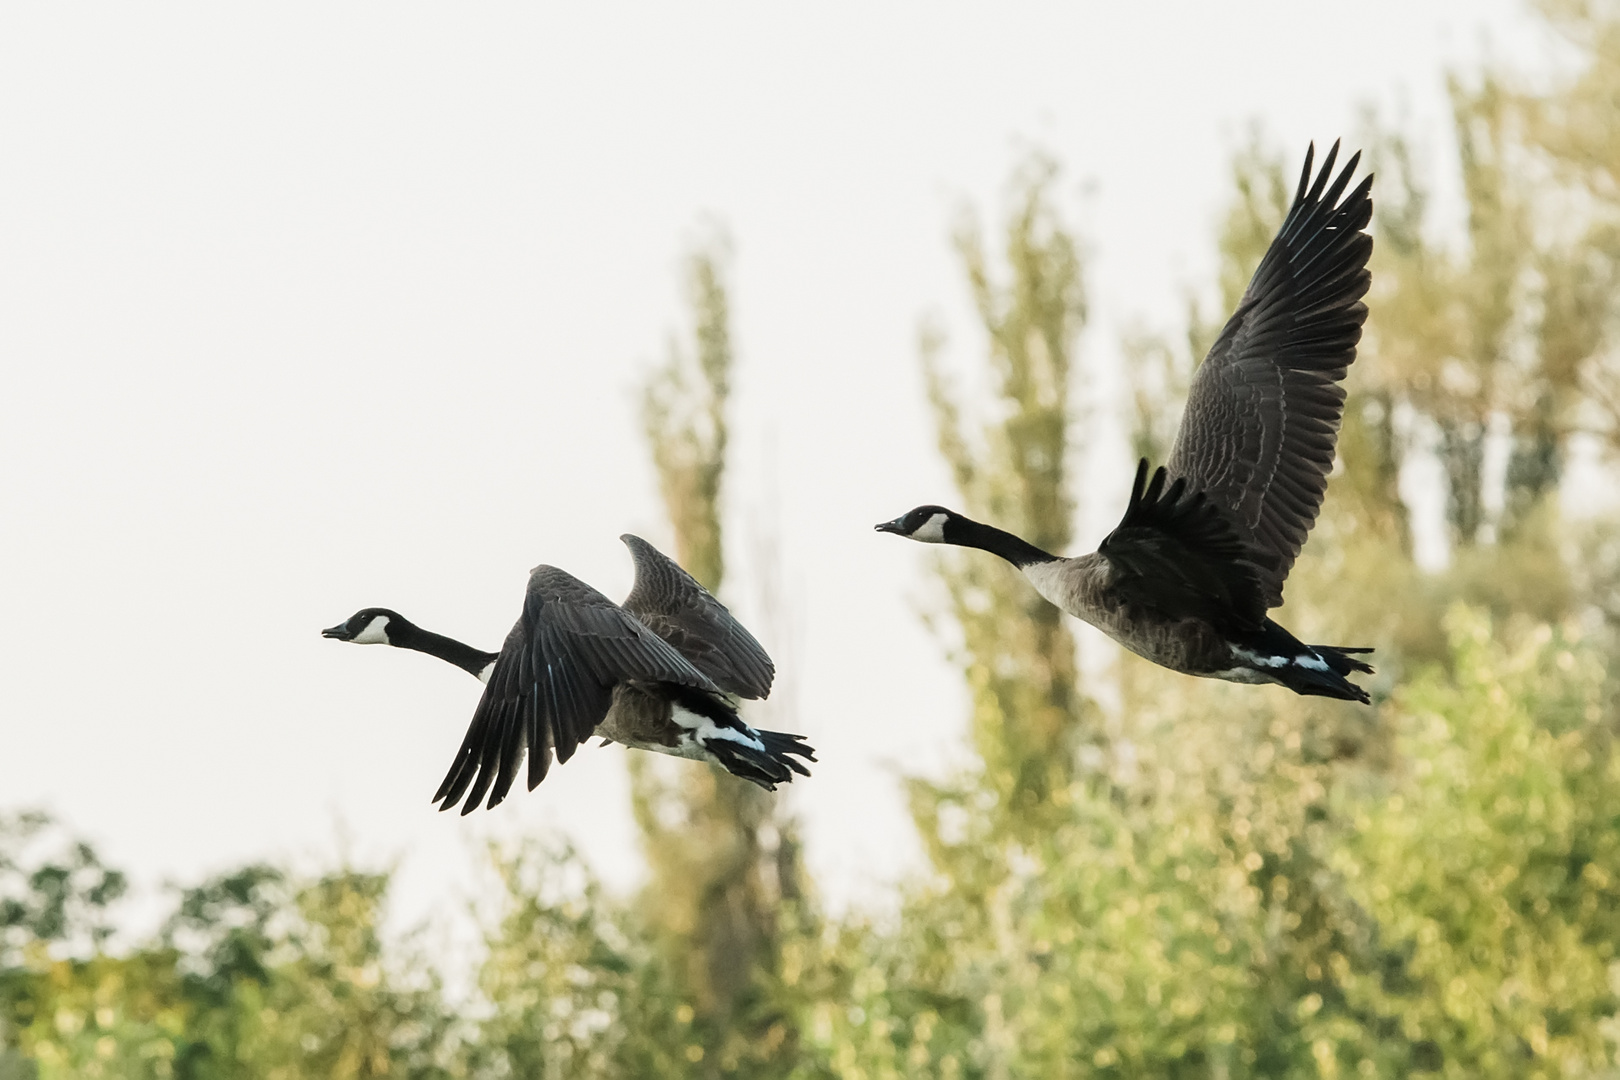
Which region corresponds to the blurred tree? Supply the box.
[642,235,733,593]
[0,833,455,1080]
[161,866,454,1080]
[900,608,1618,1078]
[472,839,693,1079]
[633,230,805,1075]
[1519,0,1620,470]
[917,156,1092,830]
[0,812,127,968]
[1355,43,1619,557]
[1334,609,1620,1078]
[0,813,163,1080]
[812,155,1099,1080]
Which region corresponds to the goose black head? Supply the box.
[321,607,403,645]
[875,505,959,544]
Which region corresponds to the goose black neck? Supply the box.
[389,620,498,678]
[949,516,1060,569]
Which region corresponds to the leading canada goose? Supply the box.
[878,142,1375,704]
[322,534,814,814]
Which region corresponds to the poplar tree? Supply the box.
[634,233,802,1076]
[917,159,1091,832]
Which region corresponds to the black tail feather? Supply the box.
[1234,620,1374,704]
[666,685,816,790]
[1276,645,1374,704]
[760,730,816,777]
[705,728,817,791]
[1314,644,1375,677]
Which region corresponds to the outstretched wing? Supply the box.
[1099,459,1275,634]
[432,564,721,815]
[1166,141,1374,608]
[618,533,775,700]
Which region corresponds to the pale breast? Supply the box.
[1021,557,1094,617]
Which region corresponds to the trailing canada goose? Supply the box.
[878,142,1376,704]
[322,534,814,814]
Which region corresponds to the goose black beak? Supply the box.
[874,519,905,535]
[321,624,353,640]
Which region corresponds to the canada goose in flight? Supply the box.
[878,142,1375,704]
[322,534,814,814]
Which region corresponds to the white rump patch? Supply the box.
[670,704,767,760]
[351,615,391,645]
[1230,647,1331,675]
[911,513,949,544]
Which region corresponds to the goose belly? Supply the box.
[1102,618,1238,678]
[1100,618,1307,686]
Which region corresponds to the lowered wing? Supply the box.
[432,564,721,815]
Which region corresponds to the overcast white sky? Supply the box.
[0,3,1554,950]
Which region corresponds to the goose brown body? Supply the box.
[879,143,1377,704]
[1020,554,1239,679]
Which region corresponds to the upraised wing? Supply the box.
[1099,459,1275,634]
[432,565,721,815]
[618,533,775,700]
[1166,141,1374,608]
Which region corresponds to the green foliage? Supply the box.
[802,613,1620,1079]
[1334,610,1620,1077]
[470,837,815,1079]
[0,843,455,1080]
[0,812,127,965]
[471,839,686,1078]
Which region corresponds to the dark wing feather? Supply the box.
[1166,141,1374,608]
[1099,459,1275,633]
[618,534,775,699]
[432,564,721,815]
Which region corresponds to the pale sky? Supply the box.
[0,3,1552,951]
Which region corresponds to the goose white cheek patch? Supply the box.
[351,616,391,645]
[912,513,949,543]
